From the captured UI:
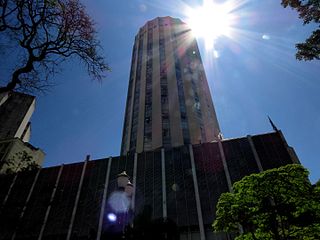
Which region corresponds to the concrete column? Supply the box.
[132,153,138,211]
[125,40,139,154]
[96,157,112,240]
[136,31,148,153]
[151,26,162,150]
[166,25,184,147]
[217,140,233,192]
[161,148,167,219]
[247,135,263,172]
[38,165,64,240]
[1,174,18,208]
[189,145,205,240]
[12,168,41,240]
[66,157,89,240]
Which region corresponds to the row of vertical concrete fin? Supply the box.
[0,131,295,240]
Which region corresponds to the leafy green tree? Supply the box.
[213,164,320,240]
[281,0,320,60]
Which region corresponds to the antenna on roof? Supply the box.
[268,116,279,132]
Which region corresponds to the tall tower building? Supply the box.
[121,17,220,155]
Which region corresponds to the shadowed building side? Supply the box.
[0,92,45,174]
[0,138,45,174]
[0,91,45,174]
[0,131,298,240]
[0,92,35,142]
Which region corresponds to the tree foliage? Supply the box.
[213,164,320,240]
[281,0,320,60]
[0,0,109,93]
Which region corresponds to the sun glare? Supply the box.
[186,0,235,49]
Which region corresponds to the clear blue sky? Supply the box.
[28,1,319,183]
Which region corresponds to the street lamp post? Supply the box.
[116,171,134,239]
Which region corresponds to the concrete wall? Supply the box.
[0,92,35,142]
[0,138,45,174]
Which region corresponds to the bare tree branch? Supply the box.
[0,0,110,94]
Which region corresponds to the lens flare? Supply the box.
[185,0,237,50]
[107,191,130,213]
[107,213,117,222]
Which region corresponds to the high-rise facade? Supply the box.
[121,17,220,155]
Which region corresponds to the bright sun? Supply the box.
[186,0,234,49]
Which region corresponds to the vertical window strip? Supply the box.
[121,42,137,155]
[143,23,153,151]
[130,36,144,152]
[171,21,191,145]
[159,18,171,147]
[188,43,206,142]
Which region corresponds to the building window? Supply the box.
[171,19,191,145]
[121,41,138,154]
[129,36,144,151]
[159,18,171,147]
[144,24,153,151]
